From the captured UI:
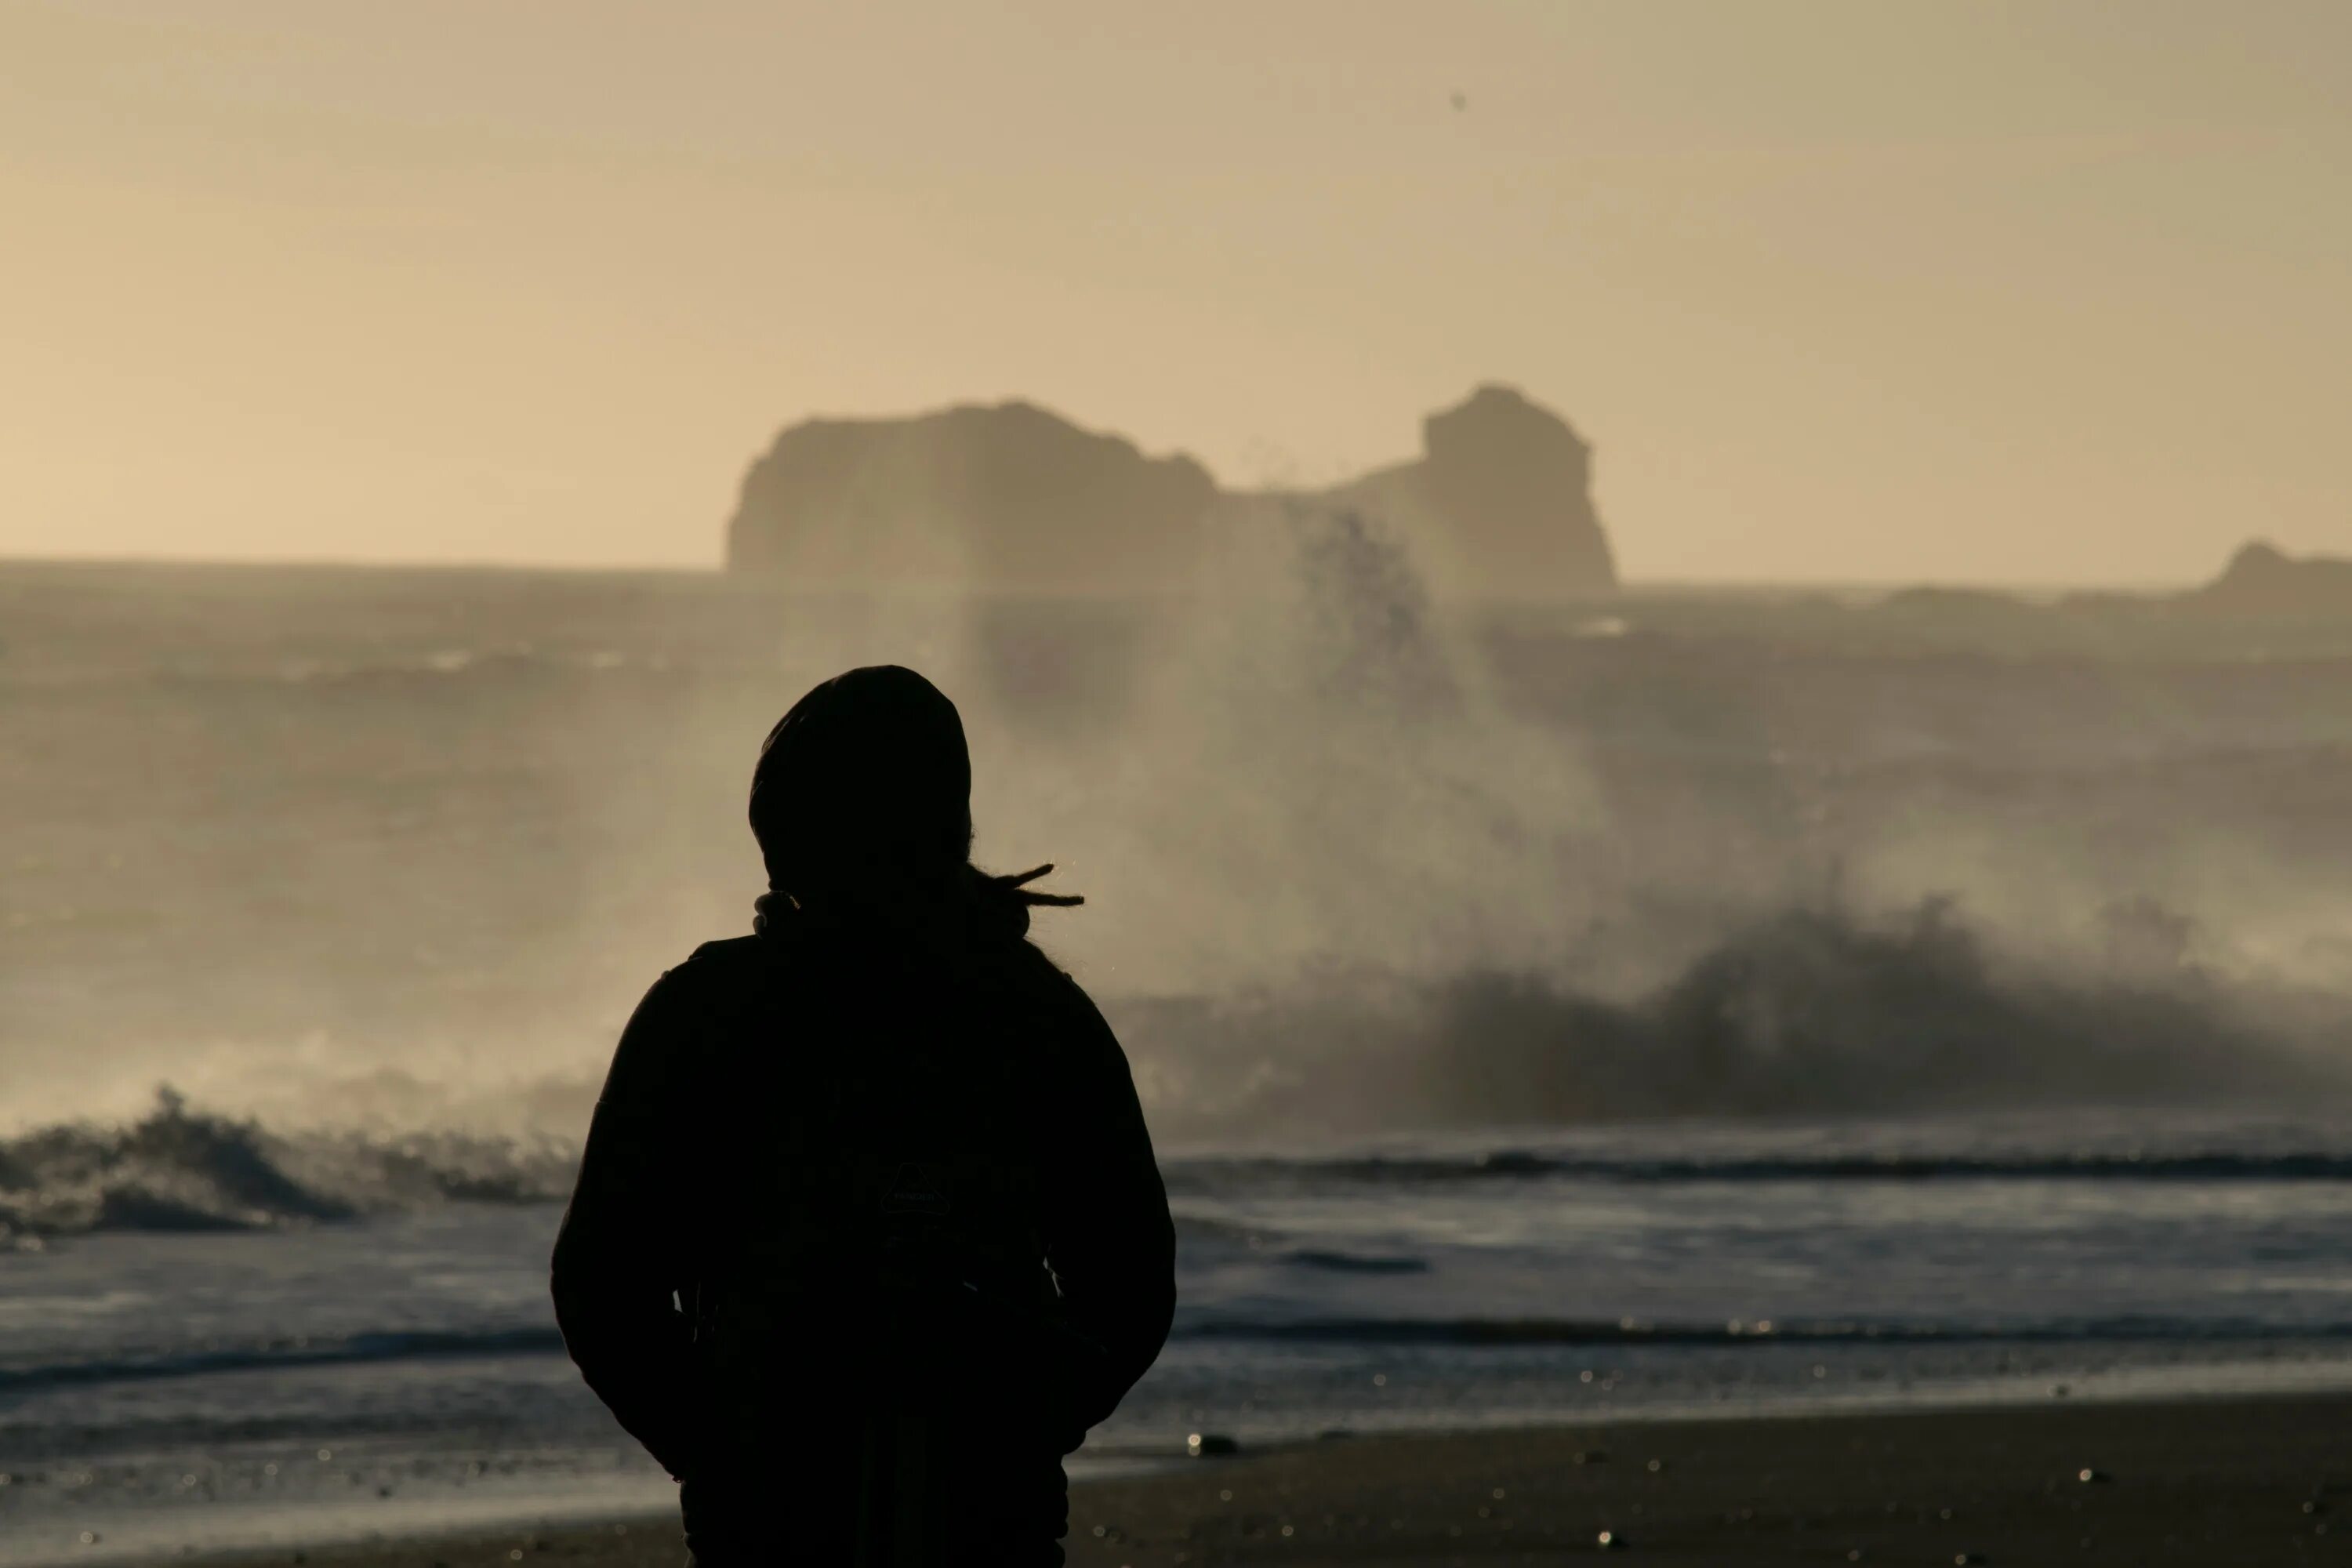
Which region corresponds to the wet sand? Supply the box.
[157,1393,2350,1566]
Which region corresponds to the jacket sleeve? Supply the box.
[550,966,709,1479]
[1039,974,1178,1432]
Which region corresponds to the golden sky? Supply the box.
[4,1,2346,583]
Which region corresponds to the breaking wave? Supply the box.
[11,904,2350,1247]
[0,1090,575,1247]
[1120,901,2352,1138]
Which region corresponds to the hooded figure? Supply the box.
[553,666,1175,1566]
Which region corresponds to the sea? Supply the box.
[5,550,2352,1561]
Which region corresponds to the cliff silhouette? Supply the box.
[724,386,1617,598]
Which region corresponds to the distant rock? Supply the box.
[2177,540,2352,618]
[725,401,1217,595]
[1316,384,1618,598]
[725,386,1620,598]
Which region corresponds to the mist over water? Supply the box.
[5,517,2352,1204]
[12,538,2352,1562]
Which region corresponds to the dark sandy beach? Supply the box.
[143,1393,2351,1566]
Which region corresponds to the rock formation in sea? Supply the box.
[724,385,1619,598]
[2176,540,2352,618]
[1312,383,1617,598]
[724,401,1218,596]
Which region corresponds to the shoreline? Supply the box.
[75,1388,2352,1567]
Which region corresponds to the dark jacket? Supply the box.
[550,914,1175,1562]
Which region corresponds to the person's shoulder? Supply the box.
[682,933,766,971]
[1007,944,1120,1046]
[1001,938,1080,1000]
[637,934,769,1008]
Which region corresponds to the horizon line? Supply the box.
[0,550,2209,597]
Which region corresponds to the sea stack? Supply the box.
[725,401,1218,595]
[724,386,1620,600]
[1317,384,1618,598]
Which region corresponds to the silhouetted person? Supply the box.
[552,666,1175,1566]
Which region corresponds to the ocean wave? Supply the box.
[1279,1248,1434,1275]
[1175,1314,2352,1348]
[10,1305,2343,1399]
[0,1326,568,1397]
[39,1310,2303,1398]
[1169,1216,1432,1272]
[1165,1149,2352,1189]
[1120,902,2352,1138]
[15,1088,2352,1253]
[0,1090,575,1247]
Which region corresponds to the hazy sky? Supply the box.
[5,1,2347,583]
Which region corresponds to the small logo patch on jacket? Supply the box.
[880,1163,953,1215]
